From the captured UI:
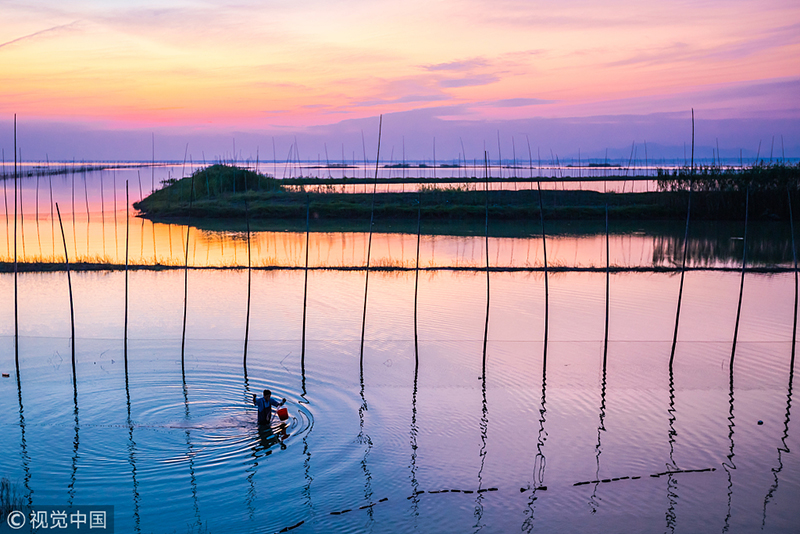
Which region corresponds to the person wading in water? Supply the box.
[253,389,286,425]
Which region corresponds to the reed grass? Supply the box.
[0,477,23,520]
[730,188,749,368]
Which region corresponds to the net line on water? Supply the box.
[2,264,797,273]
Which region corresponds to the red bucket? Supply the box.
[277,407,289,421]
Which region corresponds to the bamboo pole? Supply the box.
[3,150,8,258]
[14,115,19,368]
[48,159,54,257]
[482,152,490,378]
[181,223,190,364]
[71,159,76,258]
[691,109,695,174]
[243,198,252,365]
[669,183,693,366]
[604,204,610,366]
[414,191,421,348]
[18,148,25,259]
[124,182,129,370]
[730,187,749,368]
[113,171,118,261]
[788,187,797,368]
[360,115,382,360]
[83,166,90,257]
[527,136,549,362]
[35,166,40,256]
[56,203,76,386]
[100,171,105,257]
[301,194,310,371]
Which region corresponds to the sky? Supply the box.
[1,0,799,161]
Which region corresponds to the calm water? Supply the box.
[1,265,798,533]
[1,165,799,533]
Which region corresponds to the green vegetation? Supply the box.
[656,162,800,192]
[133,163,800,224]
[151,163,282,203]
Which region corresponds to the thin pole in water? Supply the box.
[56,203,76,386]
[482,151,490,379]
[35,163,40,256]
[124,181,129,371]
[243,199,252,365]
[71,159,76,258]
[48,156,54,258]
[690,109,695,175]
[2,149,8,257]
[18,148,25,259]
[360,115,382,360]
[604,204,610,366]
[529,135,549,365]
[113,171,118,261]
[414,190,421,348]
[83,165,90,257]
[669,179,692,366]
[730,187,749,369]
[788,187,798,369]
[301,194,310,383]
[13,115,19,369]
[181,224,190,365]
[100,171,105,257]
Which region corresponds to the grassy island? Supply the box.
[133,163,800,225]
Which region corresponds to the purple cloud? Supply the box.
[440,74,499,88]
[492,98,555,107]
[423,58,489,72]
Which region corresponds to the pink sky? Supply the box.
[1,0,799,159]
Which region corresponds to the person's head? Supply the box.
[264,389,271,399]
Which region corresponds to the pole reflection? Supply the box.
[522,174,549,532]
[761,191,797,527]
[67,376,79,507]
[182,363,202,530]
[409,196,422,519]
[16,367,32,508]
[474,154,490,531]
[722,366,736,533]
[761,359,794,528]
[124,354,141,532]
[590,206,610,513]
[664,364,678,533]
[521,359,548,532]
[357,351,374,522]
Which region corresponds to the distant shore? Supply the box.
[131,163,799,226]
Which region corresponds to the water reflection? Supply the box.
[16,367,32,508]
[665,364,678,533]
[723,367,737,533]
[590,212,610,513]
[521,355,548,532]
[762,360,794,528]
[124,358,141,533]
[182,360,202,530]
[3,261,800,532]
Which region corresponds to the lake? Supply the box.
[0,165,798,533]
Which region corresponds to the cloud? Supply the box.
[352,93,451,107]
[0,21,80,50]
[440,74,499,88]
[422,57,489,72]
[491,98,555,107]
